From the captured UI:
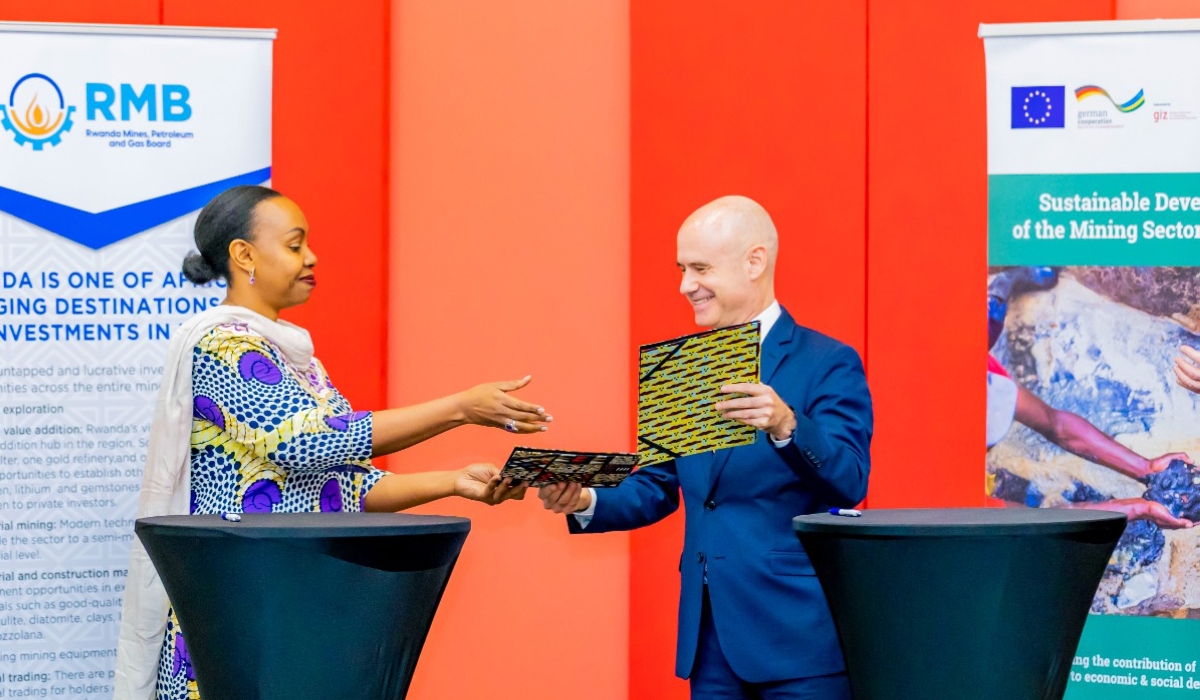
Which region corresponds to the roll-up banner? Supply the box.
[983,19,1200,698]
[0,22,274,700]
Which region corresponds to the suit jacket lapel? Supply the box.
[759,308,795,386]
[706,308,796,498]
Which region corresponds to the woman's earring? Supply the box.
[249,267,256,285]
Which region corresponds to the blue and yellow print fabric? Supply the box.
[156,323,386,700]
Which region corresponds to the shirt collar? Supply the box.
[751,300,782,345]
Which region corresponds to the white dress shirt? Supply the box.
[574,301,789,526]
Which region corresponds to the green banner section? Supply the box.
[989,173,1200,266]
[1066,615,1200,698]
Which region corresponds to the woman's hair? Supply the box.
[181,185,282,285]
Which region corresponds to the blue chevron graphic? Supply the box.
[0,166,271,249]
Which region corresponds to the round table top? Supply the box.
[137,512,471,538]
[792,507,1127,537]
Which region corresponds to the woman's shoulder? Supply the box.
[195,322,273,352]
[193,322,285,372]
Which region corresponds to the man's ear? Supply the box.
[746,244,768,281]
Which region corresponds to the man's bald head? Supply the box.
[677,195,779,328]
[680,195,779,269]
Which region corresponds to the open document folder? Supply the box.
[637,321,761,466]
[499,447,639,487]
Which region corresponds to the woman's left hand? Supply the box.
[454,464,528,505]
[456,376,553,434]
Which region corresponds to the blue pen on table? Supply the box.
[829,508,862,517]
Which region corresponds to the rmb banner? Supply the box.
[0,24,273,700]
[983,21,1200,698]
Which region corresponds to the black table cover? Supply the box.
[793,508,1126,700]
[136,512,471,700]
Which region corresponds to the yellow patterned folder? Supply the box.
[637,321,760,465]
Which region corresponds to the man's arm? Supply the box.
[539,460,681,534]
[719,344,872,505]
[1014,385,1188,480]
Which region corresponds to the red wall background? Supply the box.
[388,1,631,698]
[5,0,1193,697]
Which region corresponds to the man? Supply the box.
[538,196,872,699]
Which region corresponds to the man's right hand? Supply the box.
[539,482,591,514]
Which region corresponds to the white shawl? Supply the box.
[113,305,315,700]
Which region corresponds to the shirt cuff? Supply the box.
[571,488,598,529]
[769,433,793,448]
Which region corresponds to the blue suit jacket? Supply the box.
[569,307,873,683]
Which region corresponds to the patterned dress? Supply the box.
[155,323,388,700]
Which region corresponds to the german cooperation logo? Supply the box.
[1075,85,1145,113]
[1,73,75,150]
[1074,85,1144,128]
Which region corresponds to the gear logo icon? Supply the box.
[1,73,75,150]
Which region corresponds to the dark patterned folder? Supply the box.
[499,447,638,487]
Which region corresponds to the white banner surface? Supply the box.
[0,22,273,700]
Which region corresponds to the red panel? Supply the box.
[163,0,389,410]
[1118,0,1200,17]
[630,2,867,697]
[865,0,1112,508]
[0,0,160,24]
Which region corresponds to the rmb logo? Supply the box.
[1,73,76,150]
[1075,85,1145,113]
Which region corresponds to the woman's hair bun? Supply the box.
[181,251,219,285]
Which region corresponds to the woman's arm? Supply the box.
[362,464,527,511]
[370,376,551,457]
[195,327,551,468]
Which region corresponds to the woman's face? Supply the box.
[241,197,318,311]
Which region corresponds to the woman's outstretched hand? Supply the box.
[456,376,552,434]
[455,464,528,505]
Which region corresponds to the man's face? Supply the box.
[677,224,755,328]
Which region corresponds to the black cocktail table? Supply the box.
[137,512,470,700]
[793,508,1125,700]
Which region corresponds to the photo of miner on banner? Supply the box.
[986,265,1200,615]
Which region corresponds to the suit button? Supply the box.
[704,500,716,511]
[697,552,706,563]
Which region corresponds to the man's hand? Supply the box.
[454,464,528,505]
[716,383,797,442]
[538,482,591,514]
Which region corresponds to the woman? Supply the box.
[114,185,548,700]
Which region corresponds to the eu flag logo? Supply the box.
[1011,86,1065,129]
